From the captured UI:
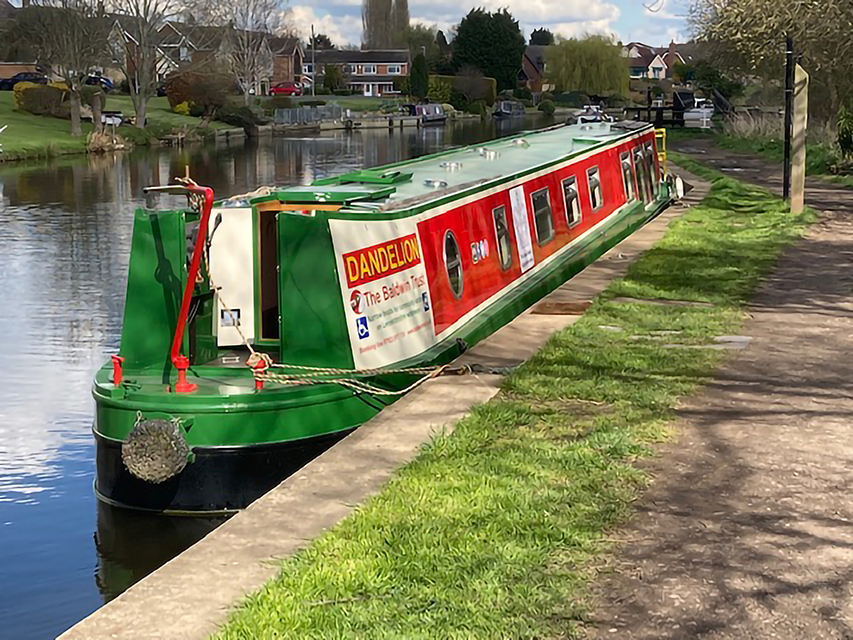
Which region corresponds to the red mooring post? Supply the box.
[253,359,267,391]
[169,179,214,394]
[111,355,124,386]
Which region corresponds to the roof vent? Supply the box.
[581,125,594,131]
[424,179,448,189]
[479,148,500,160]
[511,139,530,148]
[440,161,463,171]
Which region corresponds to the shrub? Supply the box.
[537,99,555,115]
[540,91,555,102]
[557,91,589,107]
[173,101,191,116]
[333,89,351,96]
[119,78,130,94]
[17,84,69,118]
[13,81,40,110]
[839,105,853,155]
[314,86,332,95]
[449,88,469,111]
[427,76,452,103]
[393,76,410,95]
[216,104,269,135]
[467,99,487,116]
[513,87,533,101]
[165,73,192,109]
[519,98,533,108]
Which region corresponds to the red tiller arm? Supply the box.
[169,182,214,368]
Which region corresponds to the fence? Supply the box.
[274,104,344,125]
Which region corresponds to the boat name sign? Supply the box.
[331,220,436,369]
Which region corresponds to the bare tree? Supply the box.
[187,0,290,105]
[109,0,181,129]
[689,0,853,116]
[10,0,111,136]
[362,0,392,49]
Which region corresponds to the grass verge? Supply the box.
[214,172,815,639]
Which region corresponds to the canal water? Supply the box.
[0,114,552,639]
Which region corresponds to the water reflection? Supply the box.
[0,114,551,640]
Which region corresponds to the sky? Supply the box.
[287,0,690,50]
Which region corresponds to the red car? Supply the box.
[270,82,302,96]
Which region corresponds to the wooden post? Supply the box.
[791,64,809,215]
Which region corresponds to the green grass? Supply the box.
[213,172,815,639]
[0,92,224,160]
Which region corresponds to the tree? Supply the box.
[191,0,290,105]
[545,35,627,96]
[324,65,344,92]
[452,9,525,92]
[8,0,110,136]
[364,0,411,48]
[689,0,853,117]
[110,0,182,129]
[529,28,554,46]
[311,33,335,50]
[401,24,436,58]
[410,52,428,99]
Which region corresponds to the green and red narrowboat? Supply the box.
[93,121,680,514]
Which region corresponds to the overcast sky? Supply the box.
[288,0,689,49]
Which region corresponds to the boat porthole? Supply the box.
[443,230,464,299]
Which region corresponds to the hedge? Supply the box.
[428,74,497,106]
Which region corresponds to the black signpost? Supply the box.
[783,36,794,200]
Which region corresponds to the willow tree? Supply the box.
[546,35,627,96]
[689,0,853,117]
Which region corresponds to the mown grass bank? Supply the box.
[0,93,224,161]
[215,170,814,639]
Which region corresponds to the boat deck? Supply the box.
[257,121,649,213]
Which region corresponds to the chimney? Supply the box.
[667,40,677,79]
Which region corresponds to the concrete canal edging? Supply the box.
[59,166,709,640]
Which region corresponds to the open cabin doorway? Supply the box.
[257,209,280,341]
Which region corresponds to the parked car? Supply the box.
[0,72,47,90]
[85,75,113,91]
[270,81,302,96]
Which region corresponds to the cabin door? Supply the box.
[257,209,280,341]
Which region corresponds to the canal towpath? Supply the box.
[584,141,853,638]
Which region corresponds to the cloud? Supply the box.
[289,5,362,45]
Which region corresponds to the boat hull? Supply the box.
[94,428,352,514]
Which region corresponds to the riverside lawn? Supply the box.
[215,162,815,639]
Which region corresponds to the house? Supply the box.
[518,45,550,93]
[154,22,303,94]
[304,49,409,97]
[622,41,700,80]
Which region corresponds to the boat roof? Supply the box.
[250,121,652,214]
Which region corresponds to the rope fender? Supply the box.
[121,414,191,484]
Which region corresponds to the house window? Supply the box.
[630,67,645,78]
[179,46,189,62]
[444,231,464,299]
[587,167,603,211]
[388,65,402,75]
[363,64,377,75]
[303,63,313,74]
[492,205,512,270]
[530,188,554,245]
[562,177,581,227]
[620,152,635,202]
[343,64,354,74]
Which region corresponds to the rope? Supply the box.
[258,364,452,396]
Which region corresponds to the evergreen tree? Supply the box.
[410,52,428,99]
[311,33,335,50]
[529,28,554,46]
[452,9,525,92]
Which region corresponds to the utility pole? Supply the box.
[783,36,794,200]
[311,25,316,97]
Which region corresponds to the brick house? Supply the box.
[621,41,700,80]
[304,49,409,97]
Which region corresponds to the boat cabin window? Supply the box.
[620,152,635,202]
[531,188,554,245]
[562,177,581,227]
[444,231,464,299]
[645,141,659,194]
[492,205,513,270]
[634,147,652,203]
[587,167,603,211]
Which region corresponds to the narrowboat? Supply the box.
[416,103,447,125]
[493,99,526,118]
[93,121,680,514]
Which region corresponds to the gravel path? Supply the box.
[584,141,853,639]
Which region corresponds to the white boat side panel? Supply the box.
[209,207,256,347]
